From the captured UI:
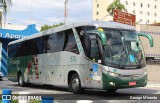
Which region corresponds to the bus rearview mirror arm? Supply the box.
[138,33,154,47]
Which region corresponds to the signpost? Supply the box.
[113,9,136,26]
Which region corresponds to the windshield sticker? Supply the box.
[92,64,98,72]
[129,55,135,62]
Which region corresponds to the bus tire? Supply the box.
[107,88,117,92]
[18,73,25,87]
[70,73,82,94]
[0,77,2,81]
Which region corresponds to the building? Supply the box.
[93,0,160,24]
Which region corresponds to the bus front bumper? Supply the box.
[102,73,147,90]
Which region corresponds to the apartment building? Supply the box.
[93,0,160,24]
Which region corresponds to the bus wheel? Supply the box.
[18,73,25,87]
[70,73,82,94]
[107,89,117,92]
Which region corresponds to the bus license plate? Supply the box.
[129,82,136,86]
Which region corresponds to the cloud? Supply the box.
[6,0,93,27]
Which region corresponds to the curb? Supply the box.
[146,85,160,88]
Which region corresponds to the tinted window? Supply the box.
[63,29,79,54]
[8,42,22,58]
[34,37,43,54]
[57,31,65,51]
[23,40,34,56]
[43,33,58,53]
[75,26,96,56]
[90,39,100,59]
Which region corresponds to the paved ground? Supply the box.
[0,78,160,103]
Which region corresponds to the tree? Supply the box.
[40,23,64,32]
[107,0,126,16]
[0,0,12,27]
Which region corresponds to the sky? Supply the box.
[6,0,93,27]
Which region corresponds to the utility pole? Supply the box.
[0,0,4,28]
[64,0,68,24]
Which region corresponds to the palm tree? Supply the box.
[0,0,12,27]
[107,0,126,16]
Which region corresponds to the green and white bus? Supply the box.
[7,21,153,93]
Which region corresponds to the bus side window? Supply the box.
[89,38,100,61]
[63,29,79,54]
[43,34,58,53]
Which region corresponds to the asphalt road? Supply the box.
[0,78,160,103]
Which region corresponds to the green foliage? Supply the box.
[40,23,64,32]
[107,0,126,15]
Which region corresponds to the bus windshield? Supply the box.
[103,28,146,69]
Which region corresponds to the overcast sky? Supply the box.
[6,0,93,27]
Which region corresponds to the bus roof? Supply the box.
[8,21,135,45]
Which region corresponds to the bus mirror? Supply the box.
[86,30,107,46]
[138,33,154,47]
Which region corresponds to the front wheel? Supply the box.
[69,73,82,94]
[18,73,25,87]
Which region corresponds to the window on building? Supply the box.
[147,20,150,23]
[133,10,135,14]
[140,19,142,22]
[148,4,150,8]
[97,4,99,8]
[140,3,143,7]
[155,5,157,9]
[126,1,128,5]
[140,11,143,14]
[147,12,150,16]
[133,2,135,6]
[97,11,99,15]
[154,12,157,16]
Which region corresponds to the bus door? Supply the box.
[86,33,104,89]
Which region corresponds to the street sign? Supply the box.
[113,9,136,26]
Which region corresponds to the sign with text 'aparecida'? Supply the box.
[113,9,136,26]
[0,24,39,39]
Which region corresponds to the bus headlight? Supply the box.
[144,71,147,75]
[143,69,147,75]
[109,72,118,77]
